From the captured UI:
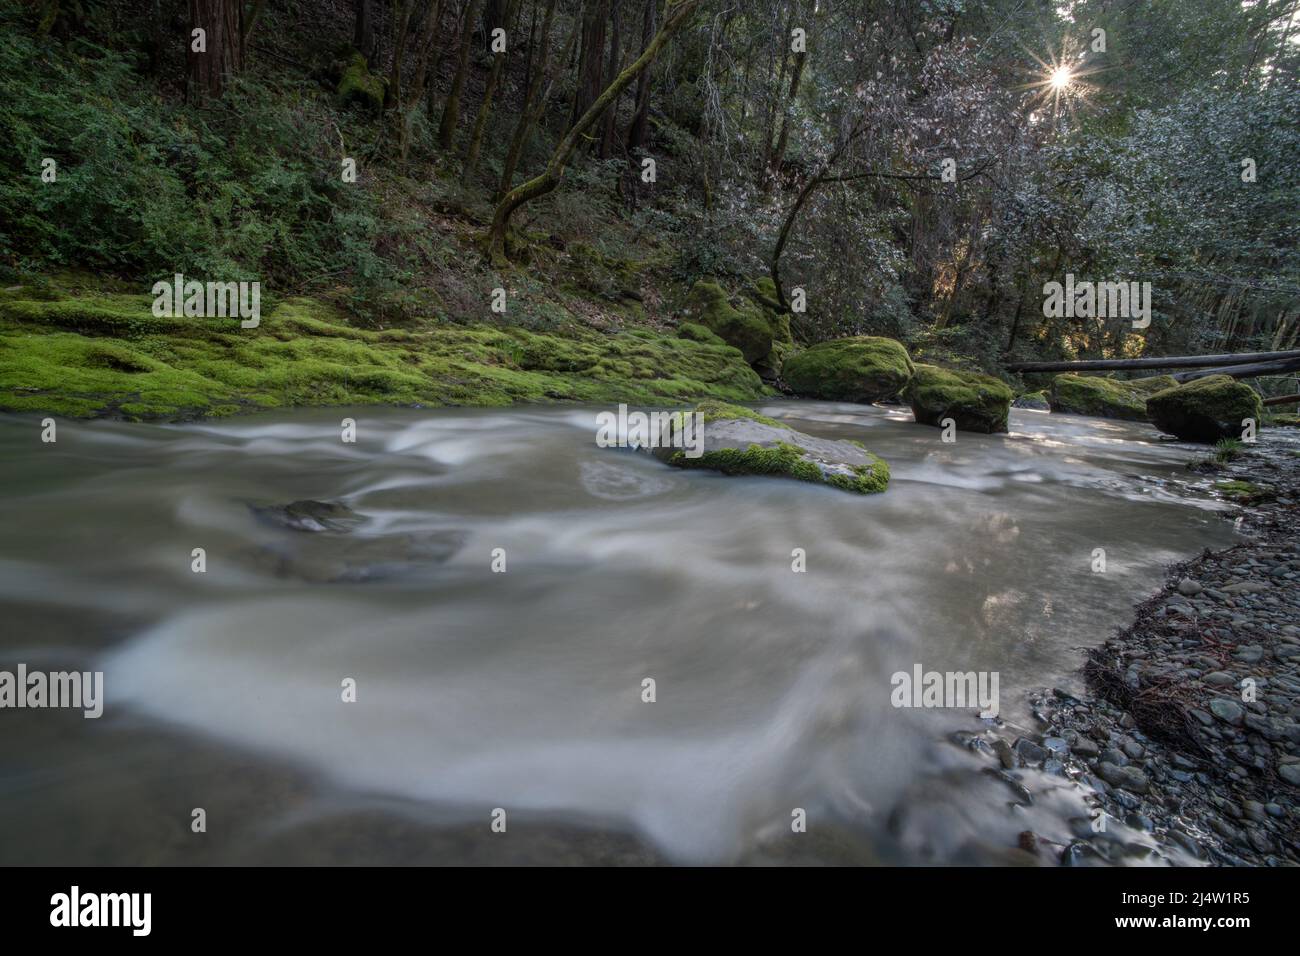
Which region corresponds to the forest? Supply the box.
[1,0,1297,422]
[2,0,1300,881]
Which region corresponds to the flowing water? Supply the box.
[0,401,1242,865]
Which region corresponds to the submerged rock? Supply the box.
[249,499,366,533]
[905,365,1013,434]
[1147,374,1265,443]
[781,335,914,403]
[648,400,889,494]
[1048,373,1176,421]
[247,530,466,583]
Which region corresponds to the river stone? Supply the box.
[649,401,889,495]
[1070,735,1100,758]
[1096,761,1150,793]
[1209,699,1245,726]
[1177,577,1203,596]
[250,499,366,534]
[1012,737,1047,765]
[1279,764,1300,786]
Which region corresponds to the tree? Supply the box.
[354,0,377,65]
[464,0,522,181]
[486,0,704,264]
[187,0,243,99]
[438,0,488,150]
[496,0,567,202]
[624,0,657,152]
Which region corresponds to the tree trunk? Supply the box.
[387,0,414,110]
[354,0,377,64]
[598,0,624,159]
[438,0,488,150]
[570,0,610,130]
[1173,357,1300,382]
[1006,350,1300,373]
[487,0,702,264]
[400,0,446,161]
[768,34,807,182]
[625,0,656,152]
[464,0,522,181]
[496,0,565,203]
[187,0,242,99]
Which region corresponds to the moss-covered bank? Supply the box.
[0,286,770,420]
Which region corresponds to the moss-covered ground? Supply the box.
[0,281,770,421]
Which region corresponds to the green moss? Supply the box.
[681,280,774,365]
[669,441,888,495]
[905,364,1013,434]
[676,322,728,347]
[566,242,642,300]
[1048,373,1177,421]
[0,289,771,421]
[692,399,788,427]
[746,276,785,315]
[1147,375,1264,443]
[782,336,915,403]
[1214,479,1274,503]
[337,53,385,112]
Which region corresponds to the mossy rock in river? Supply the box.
[679,279,792,374]
[1048,373,1177,421]
[649,400,889,494]
[1147,375,1264,443]
[905,364,1013,434]
[781,336,915,404]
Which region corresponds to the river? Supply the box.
[0,401,1240,864]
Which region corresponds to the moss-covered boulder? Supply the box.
[905,365,1014,434]
[781,336,914,403]
[744,278,794,381]
[679,280,792,377]
[337,53,386,112]
[649,400,890,494]
[680,280,772,365]
[1146,375,1264,443]
[1048,373,1177,421]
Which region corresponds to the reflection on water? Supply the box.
[0,402,1240,864]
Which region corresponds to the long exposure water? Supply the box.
[0,401,1241,864]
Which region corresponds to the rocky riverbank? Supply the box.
[1012,428,1300,865]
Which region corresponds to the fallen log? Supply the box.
[1263,393,1300,407]
[1172,356,1300,383]
[1005,349,1300,373]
